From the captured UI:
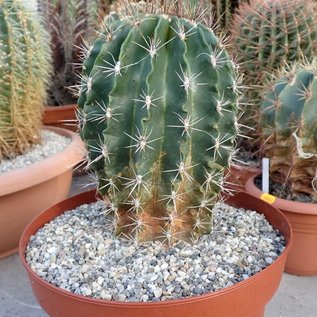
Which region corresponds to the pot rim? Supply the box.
[0,126,84,196]
[44,104,77,109]
[245,174,317,215]
[19,190,292,308]
[229,162,261,172]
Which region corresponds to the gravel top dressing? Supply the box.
[0,130,71,173]
[26,201,285,302]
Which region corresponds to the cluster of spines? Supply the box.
[78,13,240,244]
[0,0,51,159]
[38,0,102,106]
[261,61,317,200]
[212,0,247,31]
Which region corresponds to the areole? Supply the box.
[20,190,292,317]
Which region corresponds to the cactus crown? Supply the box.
[108,0,213,26]
[261,60,317,200]
[0,0,52,160]
[78,13,240,244]
[230,0,317,138]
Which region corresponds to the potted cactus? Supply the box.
[20,12,292,317]
[0,0,84,258]
[245,61,317,276]
[227,0,317,189]
[38,0,110,131]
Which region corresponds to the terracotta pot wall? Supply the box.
[245,175,317,276]
[0,127,84,258]
[19,190,292,317]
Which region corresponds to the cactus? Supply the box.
[261,61,317,200]
[38,0,105,106]
[230,0,317,137]
[108,0,213,26]
[78,14,240,244]
[212,0,248,31]
[0,0,52,160]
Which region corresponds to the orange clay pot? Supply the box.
[225,163,261,192]
[246,175,317,276]
[0,127,84,259]
[19,190,292,317]
[43,104,78,132]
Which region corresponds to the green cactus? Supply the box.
[0,0,52,160]
[212,0,248,31]
[78,14,240,244]
[261,61,317,200]
[230,0,317,138]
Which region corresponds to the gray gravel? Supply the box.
[0,131,71,173]
[26,201,285,302]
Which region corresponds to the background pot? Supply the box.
[0,126,84,259]
[20,190,292,317]
[43,105,78,132]
[246,175,317,276]
[225,163,261,191]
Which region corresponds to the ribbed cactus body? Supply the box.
[261,63,317,199]
[230,0,317,132]
[79,14,239,243]
[0,0,51,159]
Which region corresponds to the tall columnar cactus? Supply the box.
[261,61,317,200]
[38,0,105,106]
[0,0,52,160]
[211,0,248,31]
[78,14,240,244]
[230,0,317,137]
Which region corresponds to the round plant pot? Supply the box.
[225,163,261,192]
[245,175,317,276]
[19,190,292,317]
[43,104,78,132]
[0,126,84,259]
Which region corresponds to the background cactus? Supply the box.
[230,0,317,141]
[38,0,107,106]
[78,14,239,244]
[0,0,51,160]
[261,61,317,200]
[211,0,248,31]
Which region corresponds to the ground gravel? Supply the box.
[0,131,71,173]
[26,200,285,302]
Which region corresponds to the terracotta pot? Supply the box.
[19,190,292,317]
[245,175,317,276]
[0,126,84,259]
[225,163,261,192]
[43,104,78,132]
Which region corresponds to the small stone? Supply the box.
[153,288,163,298]
[100,291,112,300]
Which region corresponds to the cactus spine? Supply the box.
[212,0,247,31]
[261,61,317,200]
[38,0,103,106]
[0,0,51,160]
[230,0,317,136]
[79,14,239,244]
